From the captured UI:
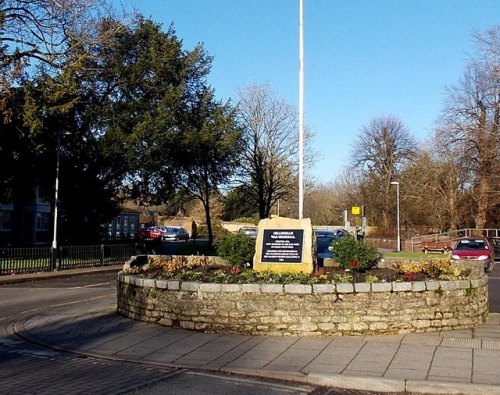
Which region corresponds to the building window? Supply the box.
[0,210,12,231]
[36,212,50,230]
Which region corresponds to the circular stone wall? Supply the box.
[117,261,488,336]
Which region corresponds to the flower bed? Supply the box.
[117,255,489,336]
[123,255,476,284]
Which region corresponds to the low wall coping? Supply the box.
[117,272,483,294]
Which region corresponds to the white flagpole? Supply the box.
[298,0,305,219]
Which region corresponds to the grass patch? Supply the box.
[382,251,450,259]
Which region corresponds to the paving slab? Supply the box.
[7,270,500,395]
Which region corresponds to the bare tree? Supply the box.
[0,0,121,95]
[351,115,417,228]
[237,84,313,219]
[398,143,471,231]
[437,26,500,228]
[2,1,93,65]
[304,171,362,226]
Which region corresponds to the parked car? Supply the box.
[334,228,349,238]
[488,238,500,261]
[238,226,258,239]
[160,226,190,241]
[314,230,338,266]
[450,237,495,272]
[137,226,163,240]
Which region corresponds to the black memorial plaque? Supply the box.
[261,229,304,263]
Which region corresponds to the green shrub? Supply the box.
[215,233,256,267]
[234,216,258,224]
[331,236,378,272]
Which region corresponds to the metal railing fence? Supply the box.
[411,228,500,252]
[0,243,136,275]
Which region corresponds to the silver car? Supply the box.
[238,226,258,239]
[160,226,190,241]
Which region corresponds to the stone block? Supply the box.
[457,280,471,289]
[411,282,426,292]
[167,281,180,290]
[313,284,336,294]
[353,322,369,331]
[412,319,431,328]
[426,281,440,290]
[261,316,281,324]
[336,283,354,293]
[155,279,168,289]
[200,283,222,292]
[318,323,336,331]
[221,284,242,293]
[392,282,411,292]
[261,284,283,293]
[181,281,199,291]
[132,277,144,287]
[143,278,156,288]
[369,322,389,331]
[471,278,486,288]
[354,283,371,292]
[371,282,392,292]
[289,323,318,332]
[284,284,312,294]
[439,280,458,290]
[253,217,314,274]
[242,284,261,293]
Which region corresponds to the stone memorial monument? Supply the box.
[253,217,314,274]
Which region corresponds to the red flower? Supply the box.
[403,272,416,282]
[229,266,241,275]
[348,259,359,269]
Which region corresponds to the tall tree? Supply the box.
[351,115,417,228]
[93,18,214,204]
[236,84,299,219]
[436,26,500,229]
[177,87,243,246]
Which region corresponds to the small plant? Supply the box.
[215,233,256,267]
[333,272,354,283]
[393,259,466,280]
[403,272,417,282]
[364,274,380,283]
[331,236,378,272]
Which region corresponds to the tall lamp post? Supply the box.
[52,131,70,270]
[390,181,400,251]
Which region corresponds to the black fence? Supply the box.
[0,243,137,275]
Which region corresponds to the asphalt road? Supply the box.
[0,273,397,395]
[2,264,499,395]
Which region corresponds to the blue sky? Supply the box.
[117,0,500,183]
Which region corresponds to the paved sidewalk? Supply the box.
[3,269,500,394]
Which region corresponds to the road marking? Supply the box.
[70,283,112,288]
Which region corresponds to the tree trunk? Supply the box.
[474,103,492,229]
[203,196,213,247]
[448,175,459,230]
[475,176,490,229]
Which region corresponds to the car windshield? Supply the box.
[164,227,179,233]
[315,232,337,252]
[455,240,488,250]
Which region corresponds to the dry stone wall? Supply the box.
[117,270,489,336]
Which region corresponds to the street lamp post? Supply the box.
[390,181,400,252]
[51,131,70,270]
